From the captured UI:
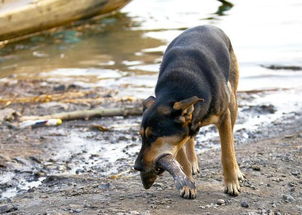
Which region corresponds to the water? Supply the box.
[1,0,302,200]
[1,0,302,92]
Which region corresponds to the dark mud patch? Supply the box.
[241,104,276,114]
[261,64,302,71]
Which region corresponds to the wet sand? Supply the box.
[4,131,302,215]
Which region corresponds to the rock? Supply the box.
[216,199,225,205]
[29,156,42,164]
[251,165,261,171]
[13,157,28,165]
[0,205,18,213]
[73,208,82,213]
[272,178,283,182]
[288,182,296,187]
[240,201,249,208]
[291,170,300,176]
[75,169,84,174]
[118,136,128,141]
[98,183,111,190]
[53,85,66,91]
[0,108,20,122]
[282,194,295,202]
[129,211,140,215]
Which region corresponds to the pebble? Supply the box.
[240,201,249,208]
[0,205,18,213]
[282,194,295,202]
[291,170,300,176]
[251,165,261,171]
[272,178,283,182]
[129,211,140,215]
[288,182,296,187]
[98,183,111,190]
[216,199,225,205]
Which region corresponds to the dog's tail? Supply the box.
[228,43,239,94]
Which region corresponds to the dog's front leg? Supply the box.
[216,109,243,196]
[185,137,200,175]
[175,147,196,199]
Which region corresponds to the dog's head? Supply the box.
[134,96,203,189]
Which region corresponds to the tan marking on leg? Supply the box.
[176,147,192,179]
[185,137,199,175]
[216,109,242,196]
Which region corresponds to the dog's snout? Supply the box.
[134,163,143,171]
[134,162,144,172]
[134,155,144,171]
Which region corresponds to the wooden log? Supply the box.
[0,0,131,41]
[20,106,142,121]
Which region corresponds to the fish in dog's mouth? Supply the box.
[140,154,173,189]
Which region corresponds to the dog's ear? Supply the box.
[173,96,204,123]
[143,96,156,111]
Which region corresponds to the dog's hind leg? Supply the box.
[216,109,242,196]
[185,137,200,175]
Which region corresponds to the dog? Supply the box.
[134,25,244,199]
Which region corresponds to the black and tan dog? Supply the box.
[134,25,244,199]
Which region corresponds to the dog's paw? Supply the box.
[224,179,241,196]
[180,185,197,199]
[191,161,200,175]
[174,176,197,199]
[237,170,245,181]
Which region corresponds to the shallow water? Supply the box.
[1,0,302,91]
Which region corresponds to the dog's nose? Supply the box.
[134,162,144,171]
[134,166,143,171]
[134,158,144,171]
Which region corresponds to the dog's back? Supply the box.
[155,25,238,127]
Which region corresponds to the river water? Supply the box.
[1,0,302,91]
[1,0,302,199]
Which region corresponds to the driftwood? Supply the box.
[20,106,142,121]
[0,0,131,42]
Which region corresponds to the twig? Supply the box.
[20,106,142,121]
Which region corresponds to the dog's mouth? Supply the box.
[140,166,165,189]
[155,167,165,175]
[140,154,171,189]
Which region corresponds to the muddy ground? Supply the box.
[0,79,302,215]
